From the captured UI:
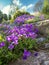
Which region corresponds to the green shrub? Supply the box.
[42,4,49,15]
[44,15,49,19]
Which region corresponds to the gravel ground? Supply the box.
[9,50,49,65]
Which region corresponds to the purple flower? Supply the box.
[34,28,39,33]
[28,32,37,39]
[0,42,5,48]
[6,36,11,42]
[14,15,35,24]
[34,52,38,56]
[6,23,38,50]
[13,40,18,45]
[23,49,31,60]
[39,15,44,20]
[8,44,14,50]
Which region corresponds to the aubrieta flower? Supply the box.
[39,15,44,20]
[0,42,5,48]
[19,24,38,39]
[8,44,14,50]
[6,23,38,50]
[23,49,31,60]
[14,14,34,24]
[6,36,11,42]
[34,52,38,57]
[13,40,18,45]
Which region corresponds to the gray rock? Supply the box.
[36,37,46,43]
[33,60,40,65]
[45,43,49,48]
[36,51,47,63]
[38,23,49,36]
[44,60,49,65]
[35,20,49,26]
[41,60,49,65]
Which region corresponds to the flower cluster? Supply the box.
[0,42,5,48]
[0,14,39,63]
[6,23,38,50]
[14,14,34,24]
[39,15,44,20]
[23,49,31,59]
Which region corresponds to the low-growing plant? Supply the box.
[0,23,39,65]
[44,15,49,19]
[0,37,37,65]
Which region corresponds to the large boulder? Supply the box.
[35,20,49,36]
